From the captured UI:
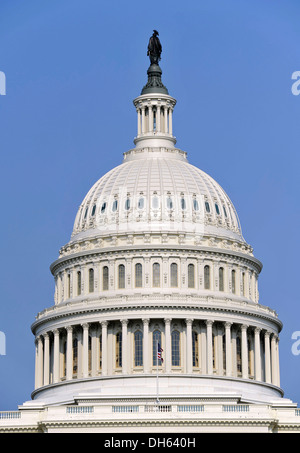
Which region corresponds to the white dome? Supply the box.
[71,147,244,245]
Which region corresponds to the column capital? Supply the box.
[66,325,73,333]
[164,318,172,325]
[121,319,129,326]
[101,320,108,328]
[81,323,89,330]
[254,326,262,334]
[185,318,194,326]
[225,322,232,329]
[206,320,214,327]
[142,318,150,325]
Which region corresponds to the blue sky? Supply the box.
[0,0,300,410]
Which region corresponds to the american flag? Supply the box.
[157,343,163,363]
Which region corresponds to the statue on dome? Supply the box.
[147,30,162,65]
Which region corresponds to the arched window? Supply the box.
[101,202,107,214]
[134,331,143,367]
[204,265,210,290]
[181,197,186,210]
[152,196,159,209]
[89,268,94,293]
[102,266,109,291]
[138,197,144,210]
[171,331,180,366]
[153,263,160,288]
[188,264,195,288]
[166,196,173,210]
[91,204,96,216]
[153,330,162,366]
[73,338,78,375]
[112,199,118,212]
[77,271,81,296]
[125,198,130,211]
[205,201,210,213]
[116,332,122,368]
[232,270,236,294]
[193,199,199,211]
[215,203,220,215]
[67,273,71,298]
[135,263,142,288]
[170,263,178,287]
[118,264,125,289]
[192,331,199,367]
[242,272,246,296]
[219,267,224,292]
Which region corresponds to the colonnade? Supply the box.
[35,317,280,391]
[136,102,174,136]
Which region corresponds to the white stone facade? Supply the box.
[1,51,300,433]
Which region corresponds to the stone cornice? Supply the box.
[50,244,262,275]
[31,293,282,334]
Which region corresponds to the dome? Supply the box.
[71,148,244,246]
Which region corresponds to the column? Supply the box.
[225,322,232,377]
[254,327,261,381]
[169,108,173,135]
[141,107,145,134]
[206,320,213,375]
[91,327,98,377]
[149,105,153,133]
[276,336,280,387]
[34,339,38,389]
[164,318,171,373]
[53,329,60,383]
[200,324,207,374]
[101,321,108,376]
[264,331,271,384]
[43,333,50,386]
[164,107,168,133]
[122,319,128,375]
[271,334,278,386]
[143,319,150,373]
[241,325,248,379]
[82,323,89,378]
[66,326,73,381]
[137,109,141,135]
[186,319,193,374]
[37,336,44,388]
[156,105,161,132]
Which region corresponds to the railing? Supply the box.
[145,405,172,413]
[177,405,204,412]
[223,405,249,412]
[66,406,94,414]
[0,411,21,419]
[112,406,139,413]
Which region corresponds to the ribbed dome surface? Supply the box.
[71,148,244,243]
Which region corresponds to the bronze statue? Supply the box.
[147,30,162,65]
